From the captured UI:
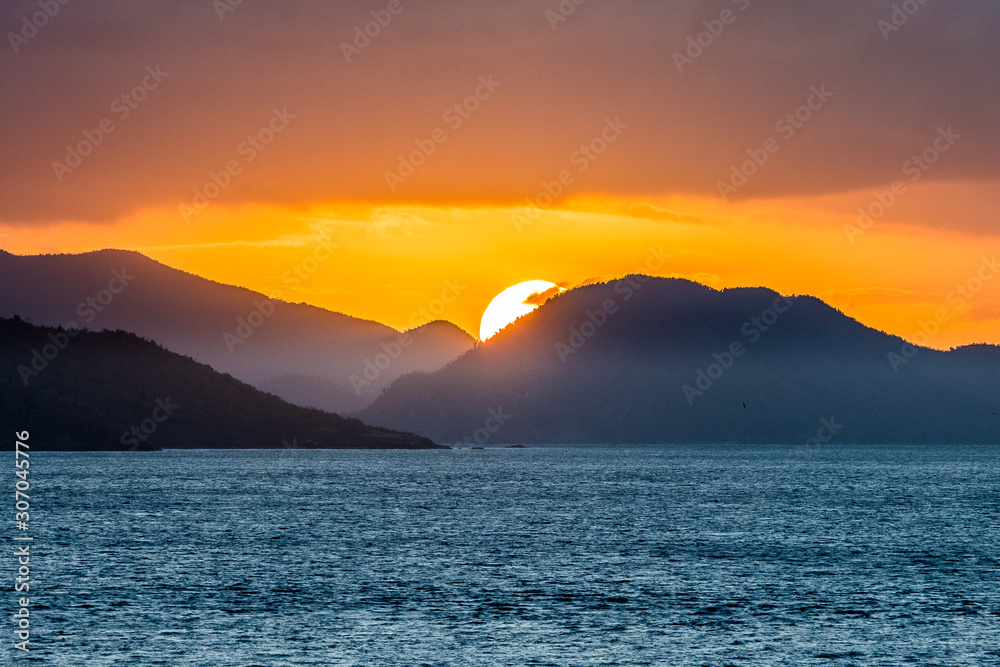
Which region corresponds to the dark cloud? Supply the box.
[1,0,997,226]
[522,285,563,306]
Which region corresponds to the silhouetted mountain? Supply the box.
[0,317,443,450]
[0,250,475,413]
[360,277,1000,445]
[256,319,475,413]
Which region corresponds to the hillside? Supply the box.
[0,250,475,413]
[0,317,444,450]
[360,277,1000,445]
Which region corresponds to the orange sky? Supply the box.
[1,2,997,347]
[2,183,997,347]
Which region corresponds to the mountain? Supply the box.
[0,316,444,450]
[0,250,475,413]
[360,277,1000,445]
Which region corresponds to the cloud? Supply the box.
[961,302,1000,322]
[137,238,321,252]
[522,285,563,305]
[2,0,998,230]
[822,287,918,299]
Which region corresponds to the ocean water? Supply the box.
[14,445,1000,666]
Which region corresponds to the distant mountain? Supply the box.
[0,250,475,413]
[360,277,1000,445]
[0,317,444,450]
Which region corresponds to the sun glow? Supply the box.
[479,280,565,341]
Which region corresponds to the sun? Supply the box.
[479,280,565,341]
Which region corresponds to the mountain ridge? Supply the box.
[0,249,475,414]
[0,316,444,450]
[360,276,1000,445]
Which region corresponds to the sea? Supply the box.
[13,444,1000,666]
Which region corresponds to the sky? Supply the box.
[1,0,997,345]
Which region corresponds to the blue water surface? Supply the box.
[12,444,1000,666]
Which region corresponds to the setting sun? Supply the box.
[479,280,565,341]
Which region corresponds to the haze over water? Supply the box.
[24,445,1000,666]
